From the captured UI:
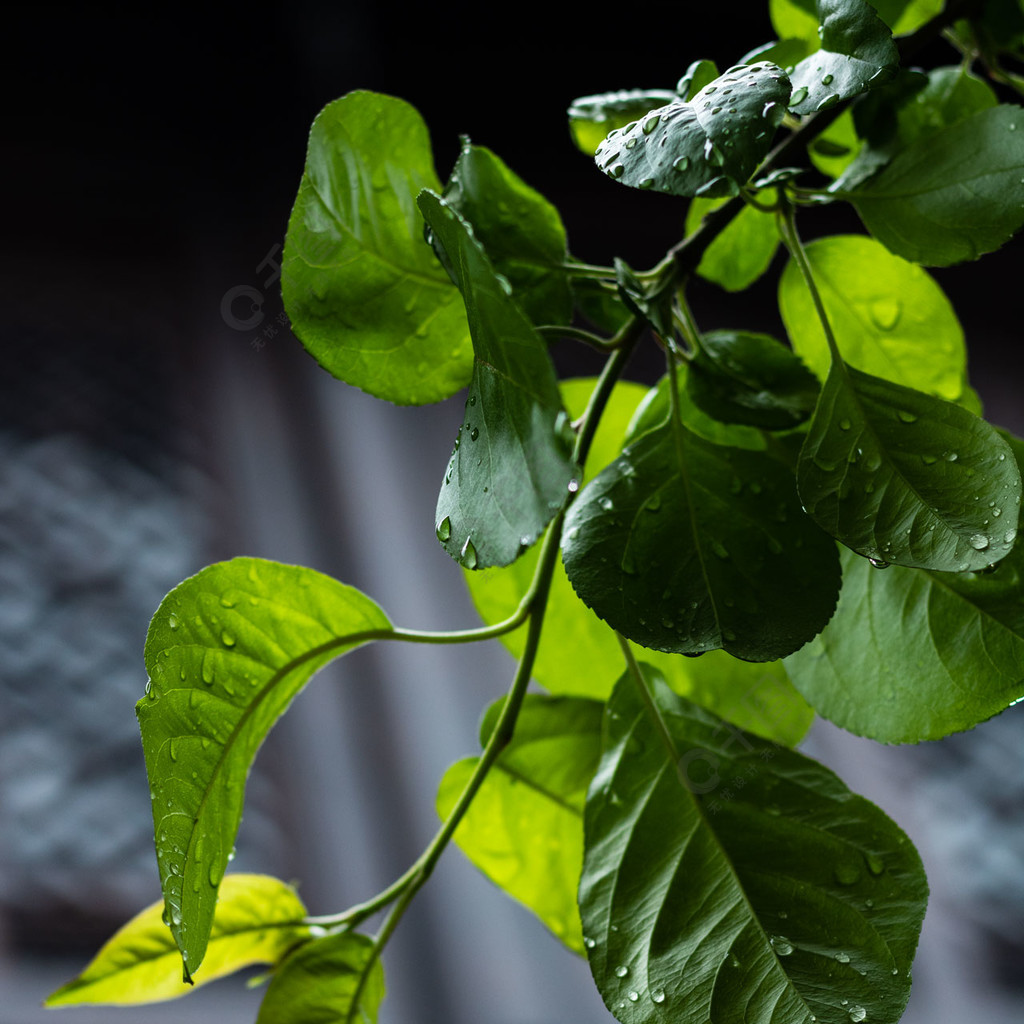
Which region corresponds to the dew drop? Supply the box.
[168,613,179,630]
[628,991,640,1002]
[790,86,809,105]
[835,951,851,963]
[470,427,479,441]
[897,410,917,424]
[220,630,236,648]
[770,935,794,956]
[673,155,690,172]
[460,537,478,570]
[201,653,215,685]
[600,496,614,511]
[839,417,852,431]
[868,558,890,569]
[822,73,834,85]
[1005,529,1017,544]
[865,852,885,875]
[615,965,629,978]
[848,1007,867,1022]
[651,989,666,1004]
[945,451,959,462]
[609,164,625,179]
[436,516,451,542]
[835,863,860,886]
[970,533,990,551]
[584,937,596,949]
[642,114,660,134]
[567,478,579,494]
[869,298,901,331]
[638,177,655,190]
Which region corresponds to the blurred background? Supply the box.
[4,4,1024,1021]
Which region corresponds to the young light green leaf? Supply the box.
[562,414,841,661]
[772,0,940,42]
[807,108,860,178]
[786,541,1024,742]
[687,330,820,429]
[463,379,813,745]
[797,362,1021,571]
[568,89,677,156]
[593,63,791,198]
[846,105,1024,265]
[46,875,309,1006]
[437,696,603,953]
[786,0,898,115]
[778,234,967,401]
[443,140,573,325]
[421,191,577,569]
[581,666,928,1024]
[255,931,384,1024]
[281,91,471,405]
[684,191,780,292]
[137,558,391,980]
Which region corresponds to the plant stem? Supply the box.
[537,323,615,349]
[776,200,845,368]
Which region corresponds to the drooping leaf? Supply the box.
[420,191,577,569]
[137,558,390,979]
[568,89,677,157]
[684,191,781,292]
[846,105,1024,265]
[807,108,860,178]
[786,540,1024,742]
[255,932,384,1024]
[778,234,968,401]
[797,361,1021,571]
[593,63,791,198]
[463,379,814,745]
[46,875,308,1006]
[580,666,928,1024]
[562,408,841,661]
[437,696,603,953]
[443,140,573,325]
[786,0,899,115]
[687,330,820,429]
[281,91,471,405]
[835,65,998,191]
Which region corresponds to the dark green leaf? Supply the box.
[807,108,860,179]
[797,361,1021,571]
[847,105,1024,265]
[778,234,968,401]
[614,259,673,337]
[463,379,814,744]
[676,59,720,100]
[786,540,1024,741]
[46,875,308,1006]
[787,0,898,115]
[420,191,577,569]
[137,558,390,978]
[568,90,677,156]
[581,666,928,1024]
[562,411,841,660]
[444,140,573,325]
[593,63,791,198]
[688,330,820,429]
[837,66,997,191]
[627,368,769,450]
[684,191,781,292]
[255,932,384,1024]
[281,91,471,405]
[437,696,603,953]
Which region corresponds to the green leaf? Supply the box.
[281,91,471,405]
[676,59,720,101]
[772,0,941,41]
[562,413,841,661]
[255,932,384,1024]
[593,63,791,198]
[808,108,860,179]
[684,191,781,292]
[787,0,899,115]
[837,65,998,191]
[778,234,967,401]
[420,191,577,569]
[443,140,573,325]
[568,90,677,157]
[786,540,1024,741]
[627,368,770,450]
[687,330,820,430]
[846,105,1024,265]
[580,666,928,1024]
[137,558,390,979]
[797,361,1021,571]
[463,379,814,745]
[46,875,308,1006]
[437,695,603,953]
